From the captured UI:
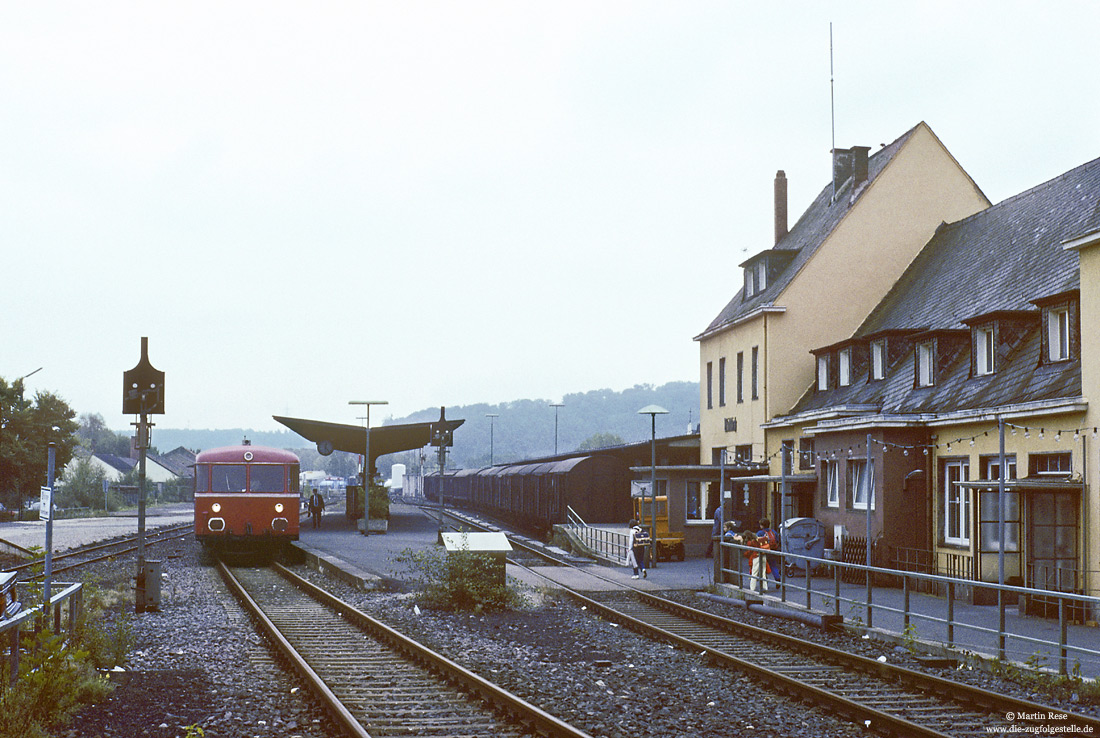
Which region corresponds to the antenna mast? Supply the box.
[830,22,836,200]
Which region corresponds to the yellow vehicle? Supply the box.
[632,494,686,562]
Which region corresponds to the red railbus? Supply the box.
[194,442,300,552]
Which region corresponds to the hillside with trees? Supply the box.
[134,381,699,480]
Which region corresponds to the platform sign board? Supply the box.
[39,486,52,522]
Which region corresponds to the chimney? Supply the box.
[851,146,870,186]
[831,147,852,195]
[774,170,788,244]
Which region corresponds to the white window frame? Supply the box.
[975,326,994,376]
[870,339,886,380]
[838,347,852,387]
[824,460,839,508]
[755,260,768,292]
[744,267,756,297]
[1048,307,1070,361]
[817,355,829,391]
[917,342,935,387]
[849,458,874,510]
[943,459,970,546]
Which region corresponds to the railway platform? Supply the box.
[299,501,1100,679]
[294,501,713,593]
[0,503,194,556]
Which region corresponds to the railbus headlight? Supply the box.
[211,503,222,513]
[275,503,284,513]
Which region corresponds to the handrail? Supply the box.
[718,538,1100,676]
[565,506,630,564]
[0,582,84,684]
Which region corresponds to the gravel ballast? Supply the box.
[60,535,1098,737]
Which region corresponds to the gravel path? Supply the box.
[58,535,1097,738]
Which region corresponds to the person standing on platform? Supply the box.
[629,520,651,579]
[705,503,723,558]
[740,530,768,592]
[757,518,781,582]
[308,489,326,529]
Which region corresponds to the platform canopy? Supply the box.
[273,410,464,472]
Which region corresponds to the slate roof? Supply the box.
[94,453,137,475]
[783,154,1100,422]
[696,124,920,340]
[155,446,196,479]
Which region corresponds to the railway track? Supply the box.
[18,523,193,580]
[438,507,1100,737]
[576,588,1100,737]
[217,560,594,738]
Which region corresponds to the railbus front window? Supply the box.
[195,464,210,493]
[212,465,247,493]
[249,464,286,493]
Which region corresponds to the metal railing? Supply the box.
[0,582,83,685]
[564,507,630,564]
[719,539,1100,676]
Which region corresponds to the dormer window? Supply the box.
[870,339,886,381]
[974,325,995,375]
[1048,307,1070,362]
[744,260,768,298]
[838,347,852,387]
[916,341,934,387]
[1032,291,1078,365]
[817,355,830,390]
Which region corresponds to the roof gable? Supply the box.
[697,124,922,339]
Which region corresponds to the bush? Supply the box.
[397,545,522,612]
[368,483,389,521]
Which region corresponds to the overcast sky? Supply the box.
[3,2,1098,433]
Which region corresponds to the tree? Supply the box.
[56,456,108,510]
[0,378,78,510]
[75,413,130,456]
[577,432,626,451]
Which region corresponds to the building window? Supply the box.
[706,362,713,410]
[736,352,744,403]
[1048,307,1070,362]
[838,347,852,387]
[686,482,705,521]
[718,357,726,407]
[1029,452,1072,477]
[751,346,759,400]
[756,261,767,293]
[982,454,1017,482]
[848,459,874,510]
[798,437,815,471]
[744,267,755,298]
[916,341,934,387]
[943,459,970,546]
[975,326,995,375]
[734,444,753,464]
[817,355,830,391]
[823,460,839,508]
[870,339,886,380]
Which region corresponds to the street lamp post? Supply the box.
[549,403,563,455]
[486,413,499,465]
[637,405,669,570]
[349,400,388,535]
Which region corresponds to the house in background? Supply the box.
[695,122,990,527]
[767,155,1100,601]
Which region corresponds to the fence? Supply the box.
[564,506,630,564]
[0,581,84,684]
[719,538,1100,676]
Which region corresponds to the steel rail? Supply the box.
[21,524,193,579]
[216,560,370,738]
[441,506,1100,736]
[271,562,593,738]
[218,557,594,738]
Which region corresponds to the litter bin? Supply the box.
[779,518,825,575]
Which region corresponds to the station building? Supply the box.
[700,125,1100,601]
[695,122,989,528]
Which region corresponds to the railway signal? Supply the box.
[123,337,164,613]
